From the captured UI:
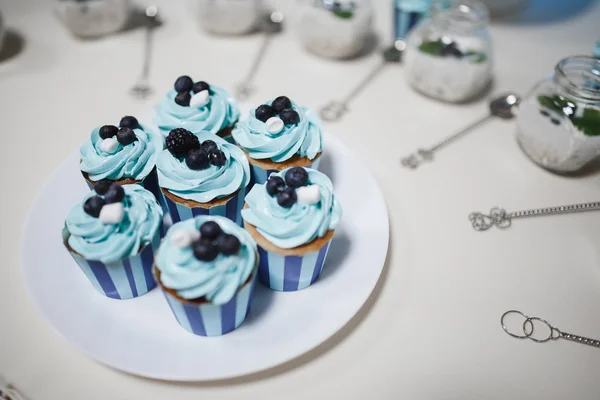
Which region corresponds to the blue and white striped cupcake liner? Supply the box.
[257,239,332,292]
[250,156,322,186]
[162,189,245,226]
[63,228,161,300]
[83,168,165,212]
[158,269,258,336]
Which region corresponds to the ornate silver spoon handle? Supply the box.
[501,310,600,349]
[469,201,600,231]
[320,42,403,122]
[235,11,284,101]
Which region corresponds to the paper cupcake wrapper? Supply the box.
[83,168,165,211]
[163,189,245,226]
[161,271,258,336]
[65,231,161,300]
[250,157,322,186]
[257,239,332,291]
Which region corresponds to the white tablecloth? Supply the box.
[2,0,600,398]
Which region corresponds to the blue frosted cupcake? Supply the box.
[62,183,163,299]
[157,129,250,225]
[80,115,163,203]
[242,167,342,291]
[154,76,240,141]
[154,216,258,336]
[232,95,324,184]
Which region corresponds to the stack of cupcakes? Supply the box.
[232,96,324,184]
[154,75,240,142]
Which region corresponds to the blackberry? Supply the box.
[166,128,200,158]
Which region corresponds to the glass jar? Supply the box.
[404,0,493,102]
[297,0,373,59]
[197,0,263,35]
[54,0,132,38]
[516,56,600,173]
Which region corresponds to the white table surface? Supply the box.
[2,0,600,399]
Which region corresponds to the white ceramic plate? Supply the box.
[21,134,389,381]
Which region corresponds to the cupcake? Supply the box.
[154,75,240,141]
[232,95,324,184]
[242,167,342,291]
[157,129,251,225]
[154,216,258,336]
[62,183,163,299]
[80,115,163,204]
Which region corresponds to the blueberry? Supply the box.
[271,96,292,113]
[175,92,191,107]
[104,184,125,204]
[99,125,118,139]
[215,234,241,255]
[200,221,222,240]
[277,187,297,208]
[266,176,285,196]
[285,167,309,188]
[174,76,194,93]
[185,148,210,170]
[201,140,218,154]
[93,179,112,195]
[83,196,106,218]
[119,116,139,129]
[255,104,275,122]
[279,109,300,125]
[193,240,218,262]
[193,81,210,94]
[117,127,137,146]
[209,150,227,167]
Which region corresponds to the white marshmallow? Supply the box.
[296,185,321,205]
[266,117,284,134]
[100,137,119,154]
[190,90,210,108]
[171,229,201,248]
[99,202,125,224]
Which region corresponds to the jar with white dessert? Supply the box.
[516,56,600,173]
[54,0,132,38]
[404,0,493,102]
[196,0,263,35]
[296,0,373,59]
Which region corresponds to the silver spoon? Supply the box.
[235,10,284,101]
[319,39,405,122]
[130,6,159,99]
[400,93,521,170]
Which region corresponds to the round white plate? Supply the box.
[21,134,389,381]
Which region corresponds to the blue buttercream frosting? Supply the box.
[80,123,163,182]
[156,216,257,305]
[153,85,240,137]
[242,168,342,249]
[232,100,324,162]
[65,185,163,264]
[157,132,251,203]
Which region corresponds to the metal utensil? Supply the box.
[235,10,284,101]
[502,310,600,349]
[400,93,521,169]
[469,201,600,231]
[319,39,405,122]
[0,374,27,400]
[130,6,159,99]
